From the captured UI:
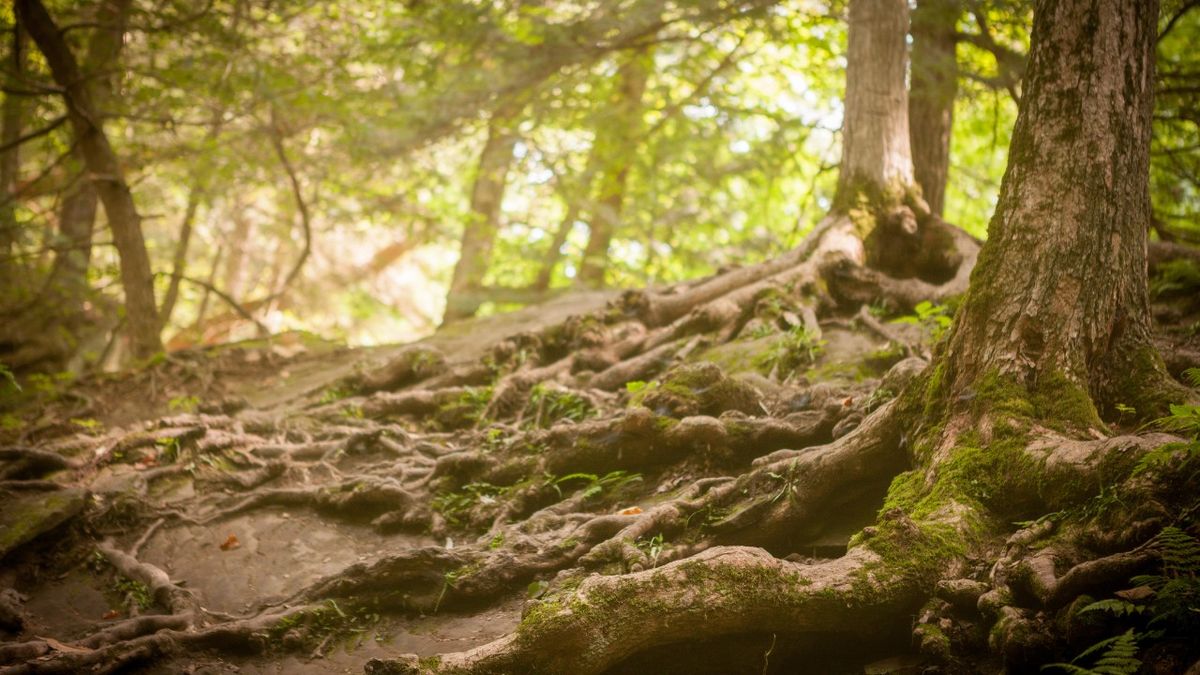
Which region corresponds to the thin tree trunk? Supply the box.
[534,202,580,292]
[535,152,603,291]
[834,0,913,205]
[577,50,651,288]
[45,181,99,305]
[942,0,1181,417]
[17,0,162,357]
[0,22,25,264]
[223,207,253,301]
[442,103,521,324]
[158,185,203,328]
[909,0,959,218]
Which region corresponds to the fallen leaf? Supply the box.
[219,534,240,551]
[619,506,642,515]
[101,609,121,620]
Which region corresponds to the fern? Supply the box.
[1042,629,1140,675]
[1155,404,1200,437]
[1079,599,1145,617]
[1183,367,1200,389]
[1151,259,1200,297]
[1157,526,1200,576]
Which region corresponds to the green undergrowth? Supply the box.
[436,386,493,429]
[523,384,594,428]
[754,325,825,377]
[268,599,382,649]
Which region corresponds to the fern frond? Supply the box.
[1184,367,1200,389]
[1080,599,1145,617]
[1043,630,1140,675]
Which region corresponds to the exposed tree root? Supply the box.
[5,207,1199,674]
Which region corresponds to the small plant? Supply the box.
[625,380,657,395]
[891,301,953,341]
[112,577,154,610]
[755,326,825,376]
[549,471,642,500]
[1041,629,1140,675]
[1155,403,1200,437]
[524,384,593,428]
[1113,403,1136,424]
[0,363,20,392]
[635,533,665,568]
[168,395,200,413]
[1183,367,1200,388]
[432,482,508,526]
[155,436,181,463]
[319,386,353,405]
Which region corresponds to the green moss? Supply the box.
[1030,371,1102,429]
[1111,343,1189,420]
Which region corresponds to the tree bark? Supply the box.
[442,103,522,324]
[0,22,25,264]
[18,0,162,357]
[834,0,913,205]
[577,49,651,288]
[942,0,1181,417]
[44,0,132,311]
[908,0,959,217]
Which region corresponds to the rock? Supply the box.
[0,488,87,560]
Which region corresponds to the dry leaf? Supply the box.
[219,534,240,551]
[619,506,642,515]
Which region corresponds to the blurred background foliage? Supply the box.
[0,0,1195,362]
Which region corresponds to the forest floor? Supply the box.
[1,245,1198,674]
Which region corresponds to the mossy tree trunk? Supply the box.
[443,102,522,324]
[940,0,1185,421]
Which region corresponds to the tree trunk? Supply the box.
[576,50,651,288]
[834,0,913,205]
[46,180,99,307]
[442,103,521,324]
[908,0,959,218]
[0,22,25,264]
[18,0,162,358]
[941,0,1182,419]
[158,185,203,329]
[43,0,132,309]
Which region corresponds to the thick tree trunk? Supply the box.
[18,0,162,358]
[577,50,651,288]
[834,0,913,205]
[442,103,521,324]
[942,0,1182,418]
[908,0,959,218]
